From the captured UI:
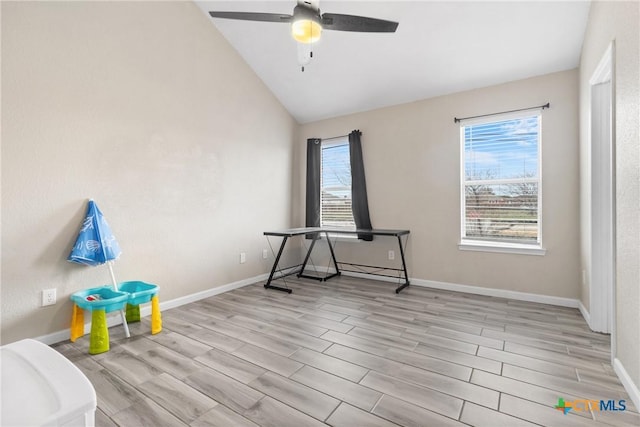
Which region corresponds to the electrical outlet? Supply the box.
[262,249,269,259]
[240,252,246,264]
[42,288,57,306]
[388,250,395,260]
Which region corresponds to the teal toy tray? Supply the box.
[119,281,159,306]
[70,286,129,313]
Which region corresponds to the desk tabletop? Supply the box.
[264,228,410,237]
[324,228,410,237]
[263,227,322,237]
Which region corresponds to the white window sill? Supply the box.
[458,240,546,256]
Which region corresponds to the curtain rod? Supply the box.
[454,102,550,124]
[321,134,350,142]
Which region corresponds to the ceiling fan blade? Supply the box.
[321,13,398,33]
[209,11,292,24]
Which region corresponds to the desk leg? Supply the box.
[297,232,341,282]
[298,234,319,279]
[323,231,341,281]
[264,236,293,293]
[298,235,326,281]
[395,235,410,293]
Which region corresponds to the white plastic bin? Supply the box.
[0,339,96,426]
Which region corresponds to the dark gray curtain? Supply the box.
[305,138,321,235]
[349,130,374,241]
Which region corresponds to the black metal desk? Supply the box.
[263,228,410,294]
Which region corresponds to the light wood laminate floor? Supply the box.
[53,276,639,427]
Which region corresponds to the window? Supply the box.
[321,138,355,229]
[460,112,542,252]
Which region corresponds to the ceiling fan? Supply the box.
[209,0,398,71]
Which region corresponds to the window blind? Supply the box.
[462,114,541,244]
[321,142,355,228]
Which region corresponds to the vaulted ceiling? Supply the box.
[195,1,591,123]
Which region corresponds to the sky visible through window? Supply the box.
[465,116,539,191]
[322,143,351,198]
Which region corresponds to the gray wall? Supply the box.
[295,70,580,299]
[1,1,297,343]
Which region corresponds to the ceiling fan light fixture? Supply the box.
[291,5,322,44]
[292,19,322,43]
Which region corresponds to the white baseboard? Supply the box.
[613,357,640,412]
[141,273,269,316]
[578,300,592,328]
[35,273,268,346]
[408,276,579,308]
[331,270,580,308]
[37,328,81,346]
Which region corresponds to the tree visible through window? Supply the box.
[321,139,355,228]
[461,113,541,245]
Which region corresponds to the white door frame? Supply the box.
[588,42,615,351]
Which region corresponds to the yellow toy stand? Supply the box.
[70,286,128,354]
[70,282,162,354]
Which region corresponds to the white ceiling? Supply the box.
[195,1,591,123]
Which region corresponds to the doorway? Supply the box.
[589,43,615,346]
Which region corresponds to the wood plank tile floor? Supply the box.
[53,276,639,426]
